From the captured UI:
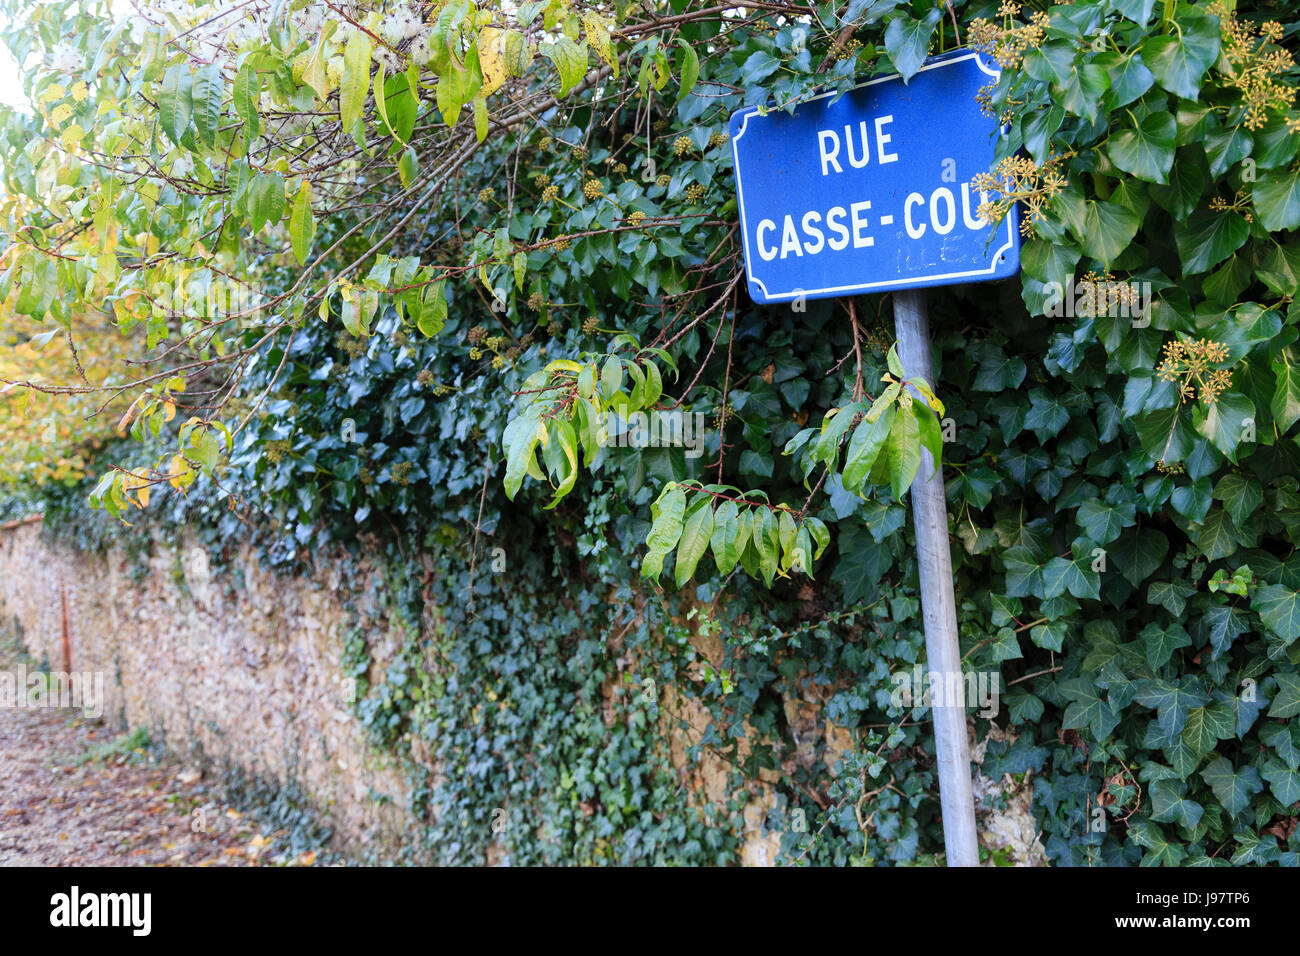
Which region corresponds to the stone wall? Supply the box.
[0,516,1046,865]
[0,515,412,859]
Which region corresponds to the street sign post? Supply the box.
[730,51,1019,867]
[729,50,1018,305]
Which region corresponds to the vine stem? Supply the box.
[848,298,865,403]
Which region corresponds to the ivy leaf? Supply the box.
[1253,585,1300,648]
[1137,405,1194,465]
[1142,23,1220,99]
[1147,579,1196,617]
[1142,621,1192,670]
[1076,498,1136,545]
[1079,199,1139,267]
[1199,604,1249,659]
[1180,703,1234,757]
[1060,678,1121,742]
[1097,50,1154,108]
[1192,508,1238,562]
[1150,778,1204,829]
[883,8,941,82]
[1271,355,1300,435]
[1253,164,1300,232]
[1042,555,1099,601]
[1267,671,1300,719]
[1110,528,1169,588]
[1060,63,1110,123]
[1262,757,1300,806]
[1134,676,1209,736]
[1107,111,1175,184]
[1261,723,1300,771]
[1200,756,1263,817]
[1002,546,1045,598]
[1213,472,1263,527]
[1174,211,1250,276]
[1196,391,1253,462]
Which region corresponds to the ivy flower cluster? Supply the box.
[1208,1,1297,131]
[971,154,1068,238]
[1156,339,1234,405]
[968,3,1050,70]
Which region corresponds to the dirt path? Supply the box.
[0,667,325,867]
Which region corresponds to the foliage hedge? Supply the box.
[3,0,1300,864]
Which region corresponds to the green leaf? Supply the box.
[1042,555,1099,601]
[1271,354,1300,434]
[158,63,194,146]
[1261,757,1300,805]
[1141,621,1191,670]
[1149,778,1204,829]
[1060,678,1120,741]
[1174,211,1250,276]
[232,63,260,142]
[886,402,921,500]
[502,410,543,500]
[642,483,687,579]
[1253,165,1300,232]
[1192,508,1238,562]
[1135,677,1209,737]
[289,182,314,266]
[675,496,714,587]
[1060,63,1110,123]
[1253,585,1300,648]
[191,63,224,151]
[1181,702,1234,757]
[709,499,741,575]
[1142,26,1219,100]
[545,35,588,96]
[883,9,941,82]
[1079,200,1139,267]
[739,50,780,85]
[1267,671,1300,719]
[1213,472,1263,527]
[340,29,373,134]
[248,171,286,233]
[1107,111,1175,184]
[1200,757,1263,817]
[1075,498,1135,545]
[675,39,699,102]
[418,281,447,337]
[842,406,893,494]
[1137,405,1194,465]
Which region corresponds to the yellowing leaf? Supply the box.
[479,27,507,95]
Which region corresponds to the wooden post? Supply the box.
[893,288,980,867]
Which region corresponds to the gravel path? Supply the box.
[0,656,323,866]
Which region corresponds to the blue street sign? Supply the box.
[729,51,1020,305]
